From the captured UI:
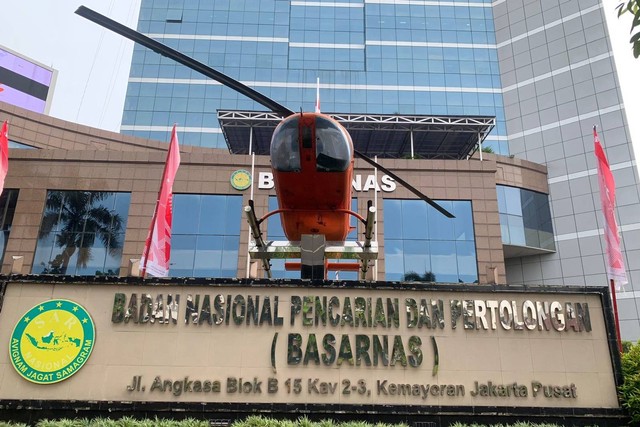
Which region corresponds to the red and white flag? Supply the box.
[141,124,181,277]
[594,127,627,290]
[0,121,8,195]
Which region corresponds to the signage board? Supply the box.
[256,172,396,192]
[0,46,56,114]
[0,280,621,411]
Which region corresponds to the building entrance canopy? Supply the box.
[219,110,495,160]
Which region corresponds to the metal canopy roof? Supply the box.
[219,110,495,160]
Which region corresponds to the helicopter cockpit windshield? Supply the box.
[315,117,351,172]
[270,118,301,172]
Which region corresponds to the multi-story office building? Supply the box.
[0,2,632,422]
[0,101,625,426]
[117,0,640,339]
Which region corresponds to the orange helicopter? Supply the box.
[76,6,454,280]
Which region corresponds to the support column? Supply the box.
[300,234,326,280]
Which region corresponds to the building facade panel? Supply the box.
[0,102,553,288]
[493,1,640,338]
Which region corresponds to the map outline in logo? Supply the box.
[9,299,95,384]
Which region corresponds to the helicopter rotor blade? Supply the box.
[77,5,455,220]
[75,5,294,118]
[354,149,455,218]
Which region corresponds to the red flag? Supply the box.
[141,124,181,277]
[594,127,627,289]
[0,121,8,195]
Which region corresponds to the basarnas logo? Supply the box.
[230,169,252,191]
[9,299,95,384]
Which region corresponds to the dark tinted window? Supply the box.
[497,186,555,250]
[170,194,242,277]
[0,189,18,265]
[33,191,130,275]
[270,117,300,172]
[383,199,477,283]
[315,117,351,172]
[267,196,358,279]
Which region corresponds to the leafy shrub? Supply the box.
[620,340,640,425]
[0,417,591,427]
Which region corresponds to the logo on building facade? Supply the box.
[230,169,252,190]
[9,299,95,384]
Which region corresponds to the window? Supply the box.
[497,186,555,251]
[8,140,36,149]
[33,191,130,275]
[270,117,301,172]
[0,189,18,264]
[267,196,358,280]
[383,199,477,283]
[170,194,242,277]
[315,116,351,172]
[166,8,183,22]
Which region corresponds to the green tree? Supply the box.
[403,271,436,282]
[617,1,640,57]
[38,191,124,275]
[481,145,494,154]
[619,340,640,424]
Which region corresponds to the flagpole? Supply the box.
[140,124,178,277]
[609,278,623,353]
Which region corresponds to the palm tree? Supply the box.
[403,271,436,282]
[38,191,124,275]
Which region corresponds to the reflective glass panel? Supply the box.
[497,185,556,251]
[124,0,507,152]
[170,194,242,277]
[267,196,358,279]
[0,189,18,265]
[32,191,131,275]
[383,199,477,283]
[315,116,352,172]
[270,117,300,172]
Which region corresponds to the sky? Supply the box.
[0,1,141,131]
[0,1,638,162]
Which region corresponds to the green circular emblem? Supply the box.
[9,299,95,384]
[230,169,252,191]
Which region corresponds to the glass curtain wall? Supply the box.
[123,0,506,153]
[32,191,130,275]
[170,194,242,277]
[267,196,359,280]
[0,189,18,265]
[384,199,477,283]
[497,185,555,251]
